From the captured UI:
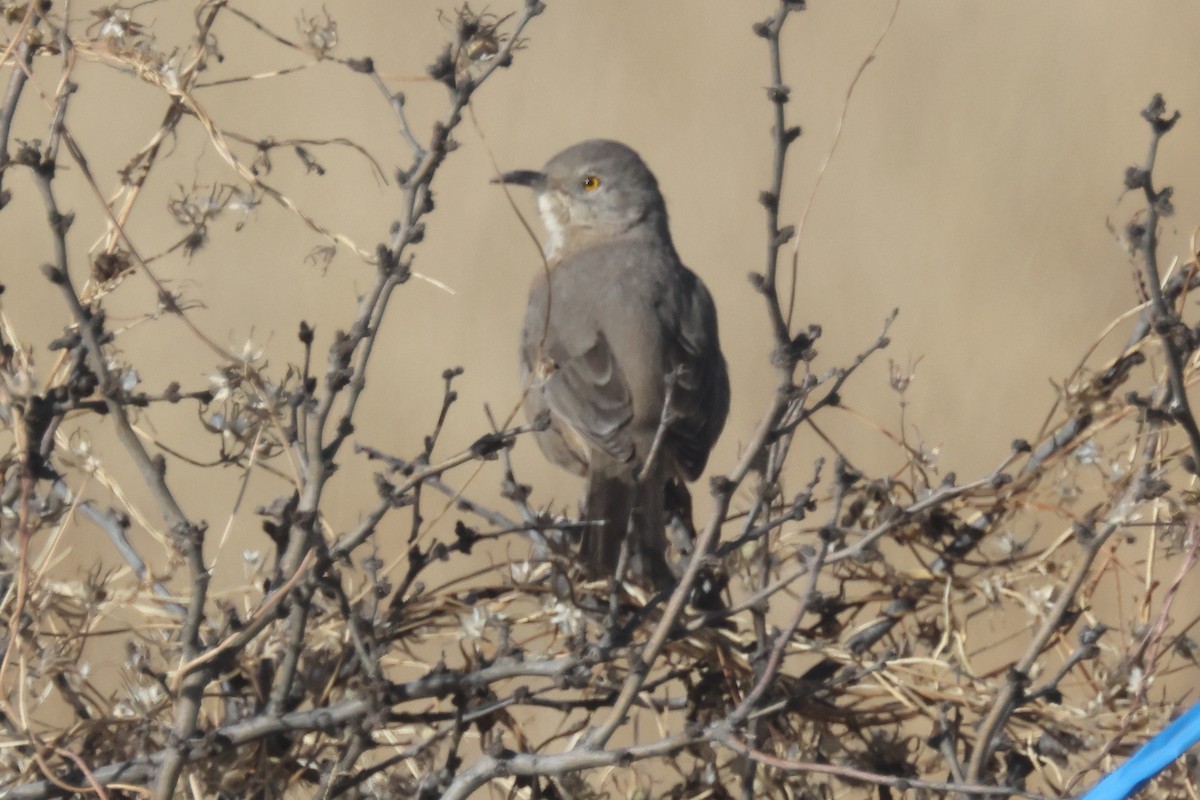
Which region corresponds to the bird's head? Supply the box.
[493,139,669,256]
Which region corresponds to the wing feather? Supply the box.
[540,329,635,462]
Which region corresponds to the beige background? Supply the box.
[5,1,1200,629]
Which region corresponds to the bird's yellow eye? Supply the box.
[581,175,602,191]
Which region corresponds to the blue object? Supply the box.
[1079,700,1200,799]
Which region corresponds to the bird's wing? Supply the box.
[665,268,730,480]
[520,374,589,476]
[538,327,636,463]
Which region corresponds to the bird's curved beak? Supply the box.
[492,169,545,189]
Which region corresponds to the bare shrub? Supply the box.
[1,3,1197,799]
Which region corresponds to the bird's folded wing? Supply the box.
[541,329,636,463]
[665,275,731,480]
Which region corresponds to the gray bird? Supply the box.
[495,140,729,588]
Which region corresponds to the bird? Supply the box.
[494,139,730,588]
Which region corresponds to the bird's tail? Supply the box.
[582,463,674,589]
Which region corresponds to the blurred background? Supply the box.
[4,0,1200,656]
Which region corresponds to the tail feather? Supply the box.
[581,472,631,579]
[582,465,674,589]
